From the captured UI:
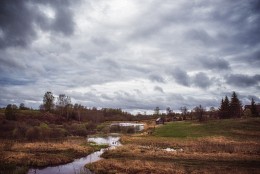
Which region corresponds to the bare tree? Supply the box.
[57,94,72,119]
[43,91,55,112]
[154,106,160,115]
[194,105,204,122]
[166,107,172,115]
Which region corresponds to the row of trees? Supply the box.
[153,91,259,121]
[39,91,132,122]
[4,91,258,122]
[40,92,84,120]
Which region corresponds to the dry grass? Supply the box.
[88,119,260,173]
[88,135,260,173]
[0,137,96,167]
[87,159,186,174]
[88,158,259,174]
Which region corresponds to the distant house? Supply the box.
[110,123,145,131]
[244,104,260,113]
[156,117,164,124]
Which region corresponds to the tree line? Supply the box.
[153,91,259,122]
[3,91,259,122]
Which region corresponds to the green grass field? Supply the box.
[154,118,260,139]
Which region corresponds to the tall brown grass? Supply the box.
[88,135,260,174]
[0,137,95,167]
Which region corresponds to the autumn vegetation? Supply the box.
[0,91,259,173]
[88,118,260,174]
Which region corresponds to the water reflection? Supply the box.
[27,136,120,174]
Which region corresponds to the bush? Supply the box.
[49,128,67,139]
[110,125,121,133]
[26,127,41,140]
[110,125,135,134]
[12,123,27,139]
[121,126,135,134]
[5,104,18,120]
[40,127,51,139]
[85,122,97,131]
[126,127,135,134]
[69,123,87,136]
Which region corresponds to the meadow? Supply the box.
[87,118,260,174]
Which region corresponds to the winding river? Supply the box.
[27,136,121,174]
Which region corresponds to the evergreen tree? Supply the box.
[251,98,258,117]
[221,96,230,119]
[219,98,224,119]
[230,92,242,118]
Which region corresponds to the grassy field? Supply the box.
[87,118,260,174]
[154,118,260,139]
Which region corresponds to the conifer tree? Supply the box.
[219,96,230,119]
[230,92,242,118]
[251,98,258,117]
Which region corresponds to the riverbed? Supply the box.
[27,136,121,174]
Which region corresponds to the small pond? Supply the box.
[27,136,121,174]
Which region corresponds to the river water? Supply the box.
[27,136,121,174]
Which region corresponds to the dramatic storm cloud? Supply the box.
[0,0,259,113]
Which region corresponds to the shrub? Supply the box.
[49,128,67,139]
[26,126,41,140]
[69,123,87,136]
[5,104,18,120]
[12,123,27,139]
[110,125,121,133]
[85,122,97,131]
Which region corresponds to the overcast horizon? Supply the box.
[0,0,260,114]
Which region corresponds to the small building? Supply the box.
[156,117,164,124]
[244,104,260,116]
[110,123,145,132]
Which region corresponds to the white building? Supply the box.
[110,123,145,131]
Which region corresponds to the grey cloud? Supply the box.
[149,74,165,83]
[154,86,164,93]
[0,0,77,49]
[101,59,120,69]
[192,72,212,89]
[0,56,27,73]
[245,95,260,104]
[200,57,231,70]
[210,0,260,47]
[0,0,36,48]
[0,77,34,86]
[100,94,113,101]
[171,68,190,86]
[185,29,215,46]
[235,50,260,68]
[166,93,219,111]
[0,0,259,112]
[226,74,260,87]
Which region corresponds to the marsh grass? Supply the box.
[0,137,100,174]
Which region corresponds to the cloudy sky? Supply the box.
[0,0,259,114]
